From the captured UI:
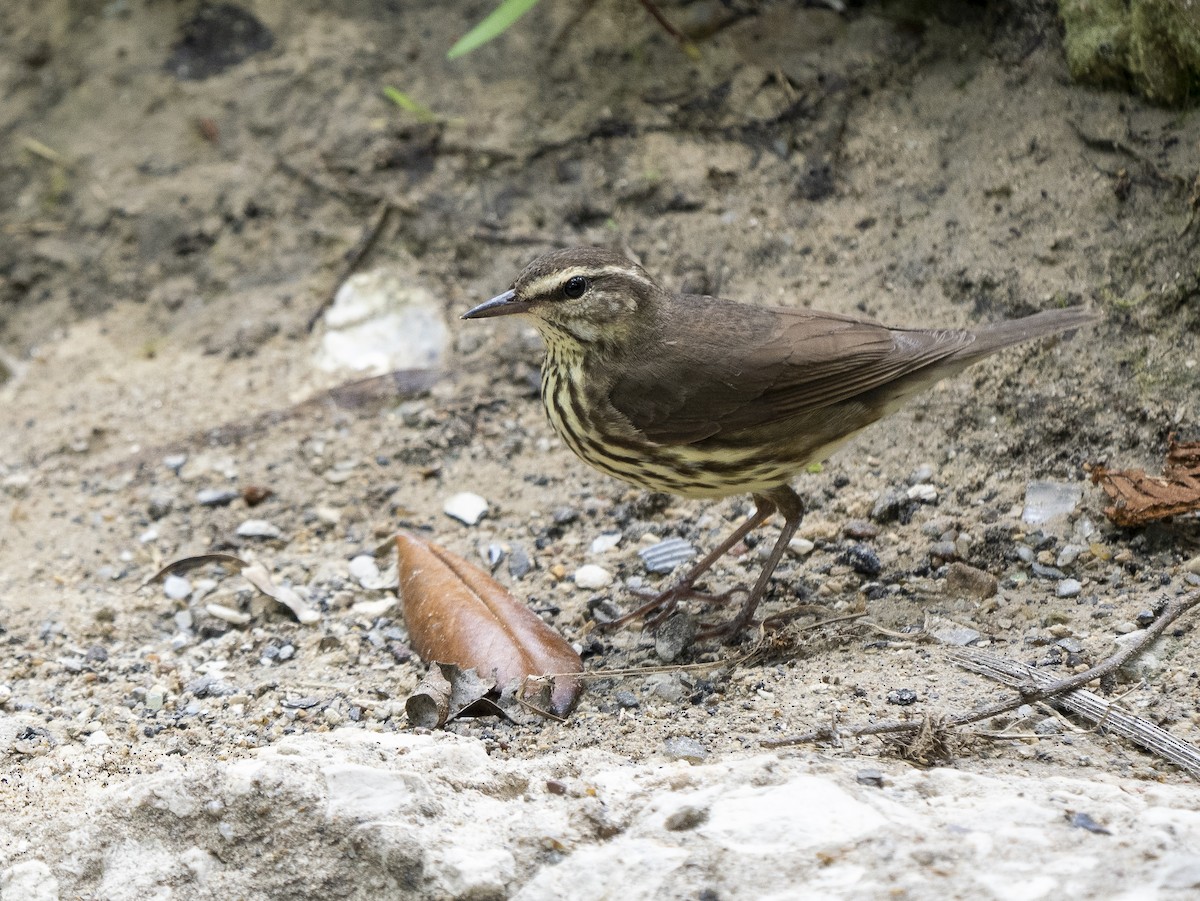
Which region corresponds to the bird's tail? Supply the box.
[955,307,1097,361]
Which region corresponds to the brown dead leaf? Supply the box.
[1088,437,1200,527]
[405,662,506,729]
[395,531,583,717]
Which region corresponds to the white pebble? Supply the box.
[139,527,159,544]
[163,575,192,601]
[206,602,252,625]
[444,492,488,525]
[236,519,282,539]
[348,554,381,585]
[590,533,622,554]
[574,564,613,589]
[906,483,938,503]
[788,537,815,556]
[1056,578,1083,598]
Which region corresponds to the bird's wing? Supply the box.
[607,296,975,445]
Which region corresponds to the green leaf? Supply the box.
[382,86,438,123]
[448,0,540,59]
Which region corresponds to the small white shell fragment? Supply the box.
[351,597,397,617]
[236,519,282,539]
[906,483,938,503]
[574,564,614,589]
[205,603,252,625]
[590,533,622,554]
[639,538,696,574]
[788,537,816,556]
[444,492,488,525]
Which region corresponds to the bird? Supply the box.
[462,246,1094,641]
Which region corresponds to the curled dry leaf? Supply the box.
[395,531,583,717]
[1088,437,1200,527]
[405,662,506,729]
[145,555,321,624]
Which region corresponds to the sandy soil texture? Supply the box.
[2,1,1199,898]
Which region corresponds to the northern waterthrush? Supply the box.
[463,247,1094,640]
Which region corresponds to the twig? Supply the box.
[637,0,700,58]
[764,589,1200,769]
[955,649,1200,780]
[306,200,396,332]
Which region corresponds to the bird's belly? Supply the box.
[540,366,862,498]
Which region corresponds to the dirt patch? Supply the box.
[2,0,1199,896]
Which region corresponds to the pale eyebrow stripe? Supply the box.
[523,265,654,297]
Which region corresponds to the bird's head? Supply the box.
[462,247,659,349]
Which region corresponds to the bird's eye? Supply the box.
[562,276,588,299]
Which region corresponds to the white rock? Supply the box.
[348,555,381,585]
[574,564,613,589]
[163,575,192,601]
[0,860,59,901]
[350,597,396,617]
[590,533,622,554]
[906,483,938,503]
[315,268,449,374]
[788,537,815,556]
[205,603,252,625]
[236,519,282,539]
[1022,480,1083,526]
[1056,578,1083,598]
[444,492,488,525]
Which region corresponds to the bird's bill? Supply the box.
[461,289,530,319]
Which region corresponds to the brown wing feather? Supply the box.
[607,294,976,445]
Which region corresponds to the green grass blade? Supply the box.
[382,86,438,123]
[447,0,540,59]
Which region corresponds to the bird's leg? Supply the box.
[604,493,778,630]
[698,485,805,643]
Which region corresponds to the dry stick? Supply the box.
[637,0,699,56]
[306,200,396,332]
[764,589,1200,755]
[954,648,1200,781]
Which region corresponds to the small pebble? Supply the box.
[788,537,815,556]
[590,533,622,554]
[886,688,918,706]
[574,564,613,590]
[508,545,532,579]
[206,603,252,625]
[655,612,697,663]
[907,463,936,485]
[1022,480,1083,525]
[163,453,188,472]
[843,519,879,540]
[870,489,906,522]
[663,736,708,763]
[614,690,640,709]
[197,488,240,507]
[844,544,881,577]
[236,519,281,539]
[1056,578,1083,598]
[1184,554,1200,576]
[1056,544,1084,568]
[855,768,885,788]
[906,483,938,503]
[163,575,192,601]
[443,492,488,525]
[348,555,381,585]
[1031,562,1067,580]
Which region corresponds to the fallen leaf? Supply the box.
[395,531,583,717]
[405,662,506,729]
[1088,437,1200,527]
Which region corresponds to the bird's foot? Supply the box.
[602,582,749,634]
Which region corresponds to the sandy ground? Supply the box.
[2,1,1200,898]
